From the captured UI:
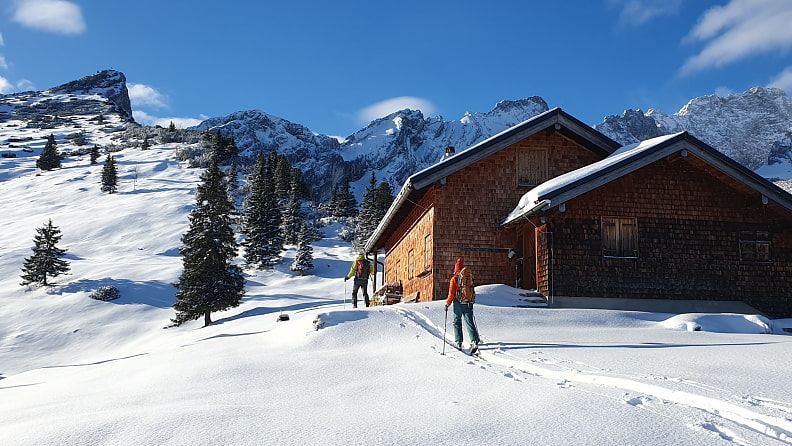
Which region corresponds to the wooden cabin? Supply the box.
[364,108,620,302]
[365,108,792,318]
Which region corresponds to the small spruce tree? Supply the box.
[37,134,62,171]
[332,176,357,218]
[89,145,100,164]
[20,219,70,287]
[280,170,306,245]
[290,222,315,276]
[172,158,245,327]
[101,155,118,193]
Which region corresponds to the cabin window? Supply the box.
[601,217,638,258]
[739,231,771,262]
[517,148,548,187]
[423,234,432,270]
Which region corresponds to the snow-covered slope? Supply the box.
[3,71,792,446]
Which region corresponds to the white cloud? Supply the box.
[12,0,86,35]
[610,0,682,26]
[0,76,34,93]
[0,56,8,70]
[357,96,438,124]
[132,110,203,129]
[0,76,14,94]
[768,66,792,93]
[16,78,34,91]
[680,0,792,75]
[0,32,5,46]
[128,83,167,109]
[714,86,734,97]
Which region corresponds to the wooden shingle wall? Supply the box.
[541,152,792,317]
[383,190,436,300]
[430,131,603,300]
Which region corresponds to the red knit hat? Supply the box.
[453,258,463,274]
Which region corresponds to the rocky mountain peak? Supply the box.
[48,70,134,121]
[596,87,792,169]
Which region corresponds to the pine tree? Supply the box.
[280,170,306,245]
[20,219,70,287]
[290,167,311,201]
[227,162,239,194]
[242,153,284,269]
[328,183,340,216]
[355,173,381,250]
[333,176,358,218]
[101,155,118,193]
[172,158,244,327]
[273,154,291,201]
[290,222,314,276]
[37,134,62,170]
[89,145,100,164]
[202,130,239,165]
[354,174,395,250]
[141,136,151,150]
[375,180,395,216]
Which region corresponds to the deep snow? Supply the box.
[2,141,792,445]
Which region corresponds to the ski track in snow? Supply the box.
[390,305,792,445]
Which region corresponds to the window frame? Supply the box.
[739,230,772,263]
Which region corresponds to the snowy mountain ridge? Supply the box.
[596,87,792,174]
[2,70,792,198]
[194,96,550,198]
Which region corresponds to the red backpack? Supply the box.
[355,259,370,280]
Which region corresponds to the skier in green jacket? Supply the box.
[344,254,375,308]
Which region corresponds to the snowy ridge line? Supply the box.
[480,349,792,444]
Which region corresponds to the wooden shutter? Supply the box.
[602,217,638,258]
[602,218,619,257]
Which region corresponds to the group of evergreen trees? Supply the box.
[172,150,319,327]
[24,130,394,329]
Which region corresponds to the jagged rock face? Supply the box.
[768,131,792,166]
[193,110,344,198]
[48,70,134,121]
[194,97,550,199]
[0,69,134,128]
[596,87,792,170]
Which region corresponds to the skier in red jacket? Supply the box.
[445,258,480,351]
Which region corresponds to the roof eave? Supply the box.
[364,179,414,253]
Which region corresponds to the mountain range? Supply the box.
[2,70,792,198]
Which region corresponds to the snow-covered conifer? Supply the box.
[20,219,70,287]
[290,222,314,275]
[242,153,284,269]
[101,155,118,193]
[172,158,245,327]
[37,134,62,171]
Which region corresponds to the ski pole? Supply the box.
[344,279,348,309]
[442,304,449,355]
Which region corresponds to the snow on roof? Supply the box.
[503,132,684,225]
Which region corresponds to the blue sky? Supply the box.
[1,0,791,138]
